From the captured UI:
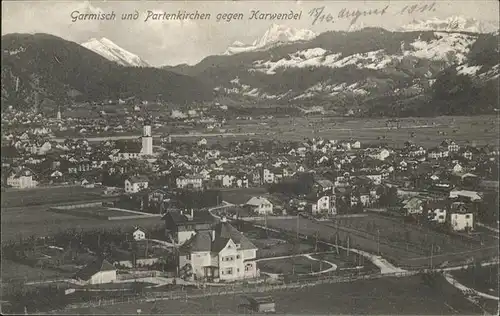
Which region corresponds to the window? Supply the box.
[438,215,444,220]
[186,254,191,260]
[465,215,471,219]
[245,263,252,271]
[236,255,241,259]
[225,268,233,275]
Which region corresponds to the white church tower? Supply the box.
[141,118,153,155]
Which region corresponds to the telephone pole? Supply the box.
[430,243,434,269]
[377,229,380,255]
[314,231,318,252]
[296,214,299,240]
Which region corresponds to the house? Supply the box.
[402,197,424,216]
[425,200,447,224]
[365,174,383,185]
[133,228,146,241]
[449,202,474,231]
[197,138,208,146]
[447,141,460,153]
[262,168,275,184]
[428,148,449,159]
[74,258,117,285]
[6,168,37,189]
[369,149,390,161]
[409,146,426,157]
[244,197,273,215]
[163,210,215,245]
[452,163,464,173]
[314,179,334,194]
[307,195,332,215]
[178,218,259,282]
[449,189,482,202]
[351,141,361,149]
[176,175,203,189]
[462,150,473,160]
[124,176,149,193]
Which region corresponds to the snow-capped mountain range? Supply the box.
[81,37,149,67]
[224,24,317,55]
[401,16,499,34]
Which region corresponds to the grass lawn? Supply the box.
[252,238,314,258]
[258,256,323,275]
[311,252,379,273]
[451,265,499,296]
[59,275,485,315]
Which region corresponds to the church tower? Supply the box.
[141,118,153,155]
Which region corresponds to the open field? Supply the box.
[59,275,485,315]
[225,115,499,147]
[258,256,323,275]
[1,186,105,208]
[257,215,499,269]
[1,204,161,243]
[250,237,315,259]
[47,206,143,220]
[327,214,495,257]
[451,265,499,296]
[49,115,499,148]
[0,259,68,283]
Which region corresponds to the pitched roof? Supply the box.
[245,196,271,206]
[74,258,115,281]
[180,220,257,253]
[128,175,149,183]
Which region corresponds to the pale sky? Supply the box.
[2,0,499,66]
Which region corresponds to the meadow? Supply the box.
[257,215,499,269]
[49,115,499,148]
[0,186,106,208]
[58,275,486,315]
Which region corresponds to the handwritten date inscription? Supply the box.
[309,2,437,26]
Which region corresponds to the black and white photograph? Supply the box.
[1,0,499,314]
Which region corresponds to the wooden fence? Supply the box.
[58,270,417,311]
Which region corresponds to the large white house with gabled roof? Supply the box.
[178,218,259,282]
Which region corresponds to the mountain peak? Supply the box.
[401,15,499,34]
[224,24,317,55]
[81,37,149,67]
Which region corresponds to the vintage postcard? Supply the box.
[1,0,499,315]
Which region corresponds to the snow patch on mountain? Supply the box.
[293,82,369,100]
[477,64,500,81]
[408,32,475,63]
[252,48,399,74]
[456,64,483,76]
[224,24,317,55]
[81,37,149,67]
[250,32,476,74]
[401,16,499,34]
[216,78,289,99]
